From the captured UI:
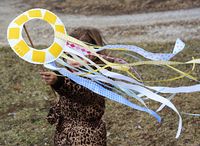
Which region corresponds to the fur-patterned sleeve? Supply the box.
[51,74,94,97]
[50,73,105,123]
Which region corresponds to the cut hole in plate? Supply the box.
[22,19,54,50]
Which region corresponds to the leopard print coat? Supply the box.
[47,75,106,146]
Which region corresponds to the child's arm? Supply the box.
[40,71,69,95]
[40,71,96,97]
[52,77,105,121]
[41,71,105,122]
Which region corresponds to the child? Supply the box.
[40,28,107,146]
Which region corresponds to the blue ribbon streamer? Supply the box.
[58,67,161,122]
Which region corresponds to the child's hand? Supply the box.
[40,71,58,85]
[67,59,81,68]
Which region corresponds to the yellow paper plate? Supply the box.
[7,8,67,64]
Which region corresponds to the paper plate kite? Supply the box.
[7,8,200,138]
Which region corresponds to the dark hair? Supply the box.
[69,27,105,46]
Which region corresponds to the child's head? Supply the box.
[66,27,105,68]
[69,27,105,46]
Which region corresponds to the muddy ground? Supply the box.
[22,0,200,15]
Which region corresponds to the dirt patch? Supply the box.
[103,19,200,43]
[22,0,200,15]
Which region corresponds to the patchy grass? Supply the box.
[0,40,200,145]
[0,47,55,145]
